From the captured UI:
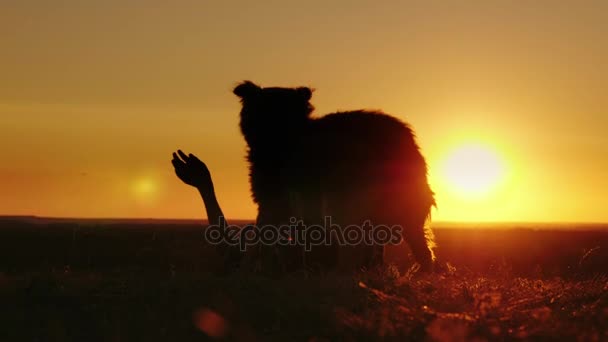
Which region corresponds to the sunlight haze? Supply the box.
[1,0,607,222]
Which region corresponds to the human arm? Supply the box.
[171,150,226,227]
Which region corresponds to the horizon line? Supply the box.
[1,215,607,226]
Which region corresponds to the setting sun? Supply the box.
[442,144,505,198]
[429,140,517,222]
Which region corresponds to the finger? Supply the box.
[172,157,185,169]
[172,153,184,164]
[189,154,209,170]
[188,153,204,165]
[178,150,189,162]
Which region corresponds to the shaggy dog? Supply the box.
[235,81,436,272]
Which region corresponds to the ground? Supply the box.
[0,218,606,341]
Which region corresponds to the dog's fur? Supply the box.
[235,81,436,272]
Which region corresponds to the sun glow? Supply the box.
[442,143,505,199]
[428,137,522,222]
[132,178,159,204]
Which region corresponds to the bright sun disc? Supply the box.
[443,144,504,197]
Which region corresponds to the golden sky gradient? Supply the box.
[1,1,607,222]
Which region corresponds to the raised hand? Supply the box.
[172,150,240,270]
[171,150,214,195]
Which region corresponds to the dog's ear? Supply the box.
[296,87,313,102]
[233,81,261,99]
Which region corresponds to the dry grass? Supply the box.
[0,220,607,341]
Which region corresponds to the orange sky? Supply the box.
[1,1,607,222]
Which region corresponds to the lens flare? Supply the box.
[132,177,158,205]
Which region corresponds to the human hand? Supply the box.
[171,150,215,195]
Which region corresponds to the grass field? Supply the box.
[0,217,606,341]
